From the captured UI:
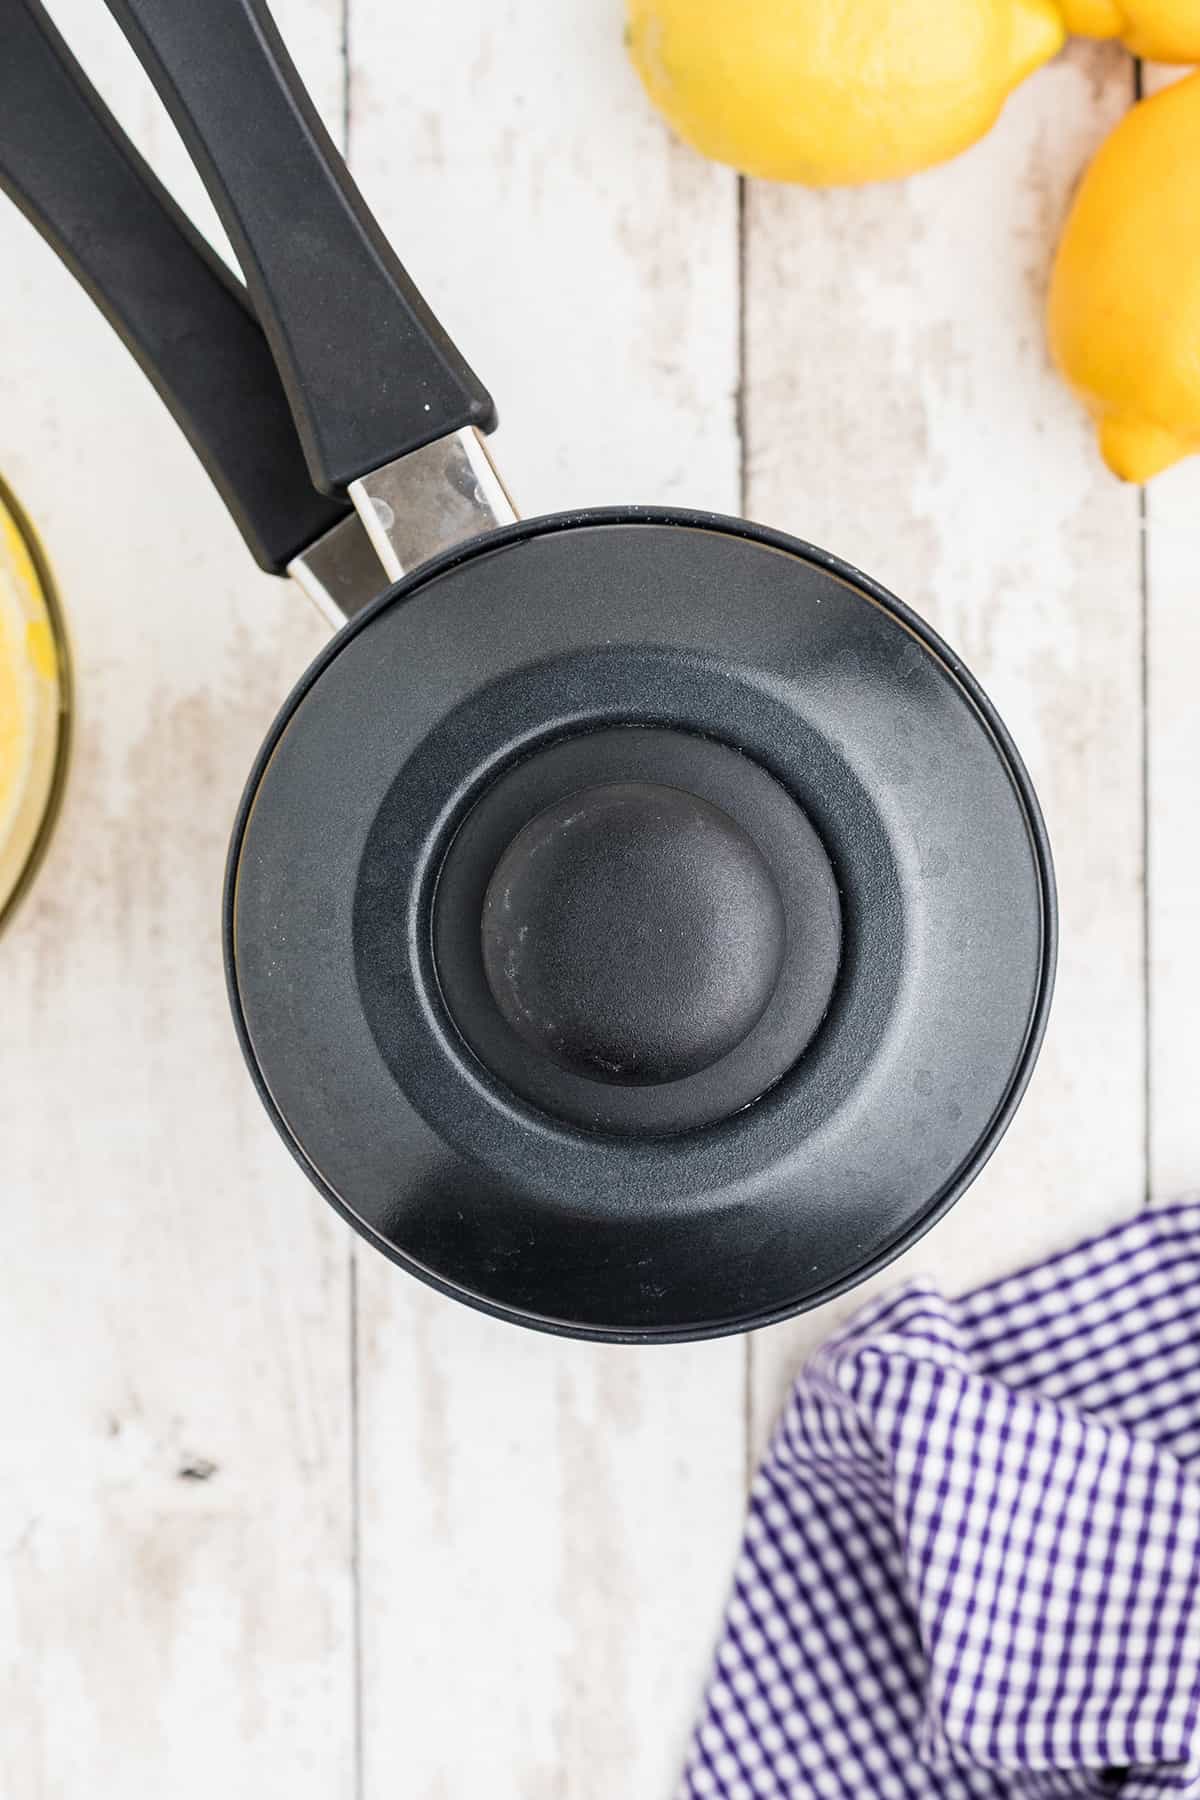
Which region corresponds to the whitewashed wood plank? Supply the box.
[1146,459,1200,1206]
[741,42,1147,1443]
[0,5,353,1796]
[1141,63,1200,1205]
[345,0,739,514]
[345,3,745,1794]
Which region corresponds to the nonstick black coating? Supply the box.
[226,507,1056,1342]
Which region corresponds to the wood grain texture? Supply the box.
[1146,455,1200,1204]
[1141,65,1200,1208]
[3,7,1195,1797]
[741,42,1149,1443]
[0,5,349,1796]
[344,4,746,1794]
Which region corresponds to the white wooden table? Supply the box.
[2,7,1196,1794]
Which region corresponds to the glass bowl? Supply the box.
[0,475,70,931]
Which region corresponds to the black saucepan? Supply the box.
[0,0,1056,1341]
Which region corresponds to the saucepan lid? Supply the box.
[228,507,1056,1342]
[0,0,1055,1339]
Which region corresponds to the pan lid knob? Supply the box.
[480,781,787,1086]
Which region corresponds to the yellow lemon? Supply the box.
[1048,74,1200,484]
[625,0,1065,186]
[0,481,68,926]
[1057,0,1200,61]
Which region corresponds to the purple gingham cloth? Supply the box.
[681,1202,1200,1799]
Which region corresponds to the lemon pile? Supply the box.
[627,0,1200,481]
[1058,1,1200,60]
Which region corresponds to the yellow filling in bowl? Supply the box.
[0,481,68,928]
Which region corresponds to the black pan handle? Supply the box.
[103,0,498,496]
[0,0,351,574]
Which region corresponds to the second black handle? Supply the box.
[105,0,498,495]
[0,0,351,572]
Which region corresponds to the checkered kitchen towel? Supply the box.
[680,1202,1200,1799]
